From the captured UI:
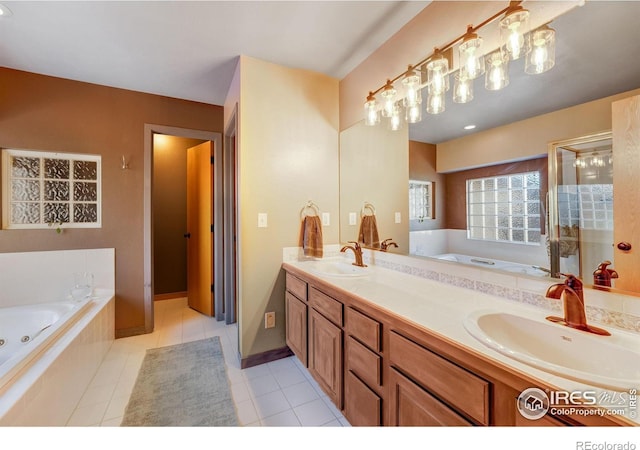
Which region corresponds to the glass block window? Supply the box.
[409,180,434,221]
[558,184,613,231]
[2,149,101,229]
[467,171,541,245]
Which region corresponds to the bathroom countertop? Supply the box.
[282,258,640,425]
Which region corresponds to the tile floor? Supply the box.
[66,297,351,427]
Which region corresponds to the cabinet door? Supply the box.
[309,308,343,408]
[388,369,472,426]
[345,371,381,426]
[285,292,307,366]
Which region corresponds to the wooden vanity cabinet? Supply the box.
[282,266,631,428]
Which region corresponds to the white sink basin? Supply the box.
[464,310,640,390]
[304,259,368,278]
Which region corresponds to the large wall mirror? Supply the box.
[338,2,640,294]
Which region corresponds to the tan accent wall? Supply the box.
[0,68,223,336]
[444,157,548,233]
[409,140,446,230]
[153,135,205,295]
[437,88,640,173]
[235,56,340,359]
[339,121,409,252]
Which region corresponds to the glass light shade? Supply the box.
[381,82,397,118]
[485,50,510,91]
[402,68,421,108]
[389,104,403,131]
[499,7,531,60]
[525,25,555,74]
[426,92,445,115]
[426,54,450,95]
[459,33,485,80]
[364,95,379,126]
[405,95,422,123]
[453,74,474,104]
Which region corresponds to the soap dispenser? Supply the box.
[593,260,619,287]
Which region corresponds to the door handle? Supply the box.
[184,232,191,239]
[617,241,632,252]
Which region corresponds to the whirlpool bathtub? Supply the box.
[0,299,92,390]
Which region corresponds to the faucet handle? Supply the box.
[347,241,361,250]
[558,273,583,290]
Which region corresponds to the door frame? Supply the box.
[223,105,239,325]
[143,124,223,332]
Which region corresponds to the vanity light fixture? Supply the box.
[364,92,379,126]
[525,24,556,75]
[485,50,510,91]
[363,1,558,129]
[459,26,485,80]
[453,74,474,104]
[380,80,397,118]
[499,2,531,60]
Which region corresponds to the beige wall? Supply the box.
[340,121,409,252]
[409,140,446,231]
[234,56,340,360]
[0,68,223,336]
[153,135,205,295]
[437,88,640,173]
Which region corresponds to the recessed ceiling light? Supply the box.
[464,124,476,130]
[0,4,13,17]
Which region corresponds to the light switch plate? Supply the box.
[258,213,268,228]
[322,212,330,226]
[395,212,401,223]
[349,212,357,225]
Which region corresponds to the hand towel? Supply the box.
[299,215,323,258]
[358,215,380,248]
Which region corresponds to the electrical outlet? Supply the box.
[395,212,402,223]
[258,213,268,228]
[322,212,330,226]
[265,312,275,329]
[349,212,357,225]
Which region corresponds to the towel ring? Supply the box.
[300,201,320,220]
[361,202,376,217]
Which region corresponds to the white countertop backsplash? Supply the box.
[282,245,640,424]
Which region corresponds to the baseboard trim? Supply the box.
[154,291,187,301]
[241,346,294,369]
[115,326,148,339]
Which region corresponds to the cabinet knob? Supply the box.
[617,241,632,252]
[184,232,191,239]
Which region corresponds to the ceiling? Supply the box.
[0,1,429,105]
[1,1,639,145]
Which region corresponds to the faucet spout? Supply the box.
[340,241,367,267]
[545,273,610,336]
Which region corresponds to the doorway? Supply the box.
[143,124,228,332]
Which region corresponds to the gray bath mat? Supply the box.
[121,336,238,426]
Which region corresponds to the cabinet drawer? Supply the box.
[389,368,473,426]
[389,332,490,425]
[309,287,343,326]
[286,272,307,301]
[346,307,381,352]
[347,336,381,388]
[345,371,381,426]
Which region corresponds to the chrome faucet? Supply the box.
[545,273,610,336]
[593,260,618,287]
[380,238,398,252]
[341,241,367,267]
